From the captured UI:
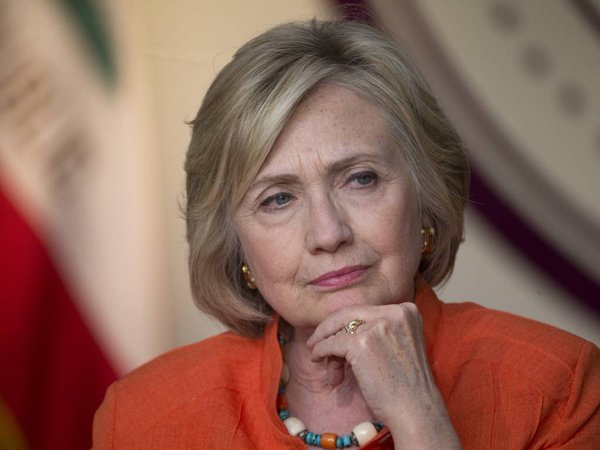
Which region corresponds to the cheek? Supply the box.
[238,228,299,286]
[377,220,420,260]
[363,193,421,254]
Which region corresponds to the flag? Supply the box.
[0,0,167,448]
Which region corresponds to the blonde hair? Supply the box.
[185,20,469,336]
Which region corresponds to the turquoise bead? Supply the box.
[304,432,314,444]
[343,435,352,447]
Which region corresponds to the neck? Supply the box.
[284,326,338,392]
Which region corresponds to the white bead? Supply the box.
[283,417,307,436]
[352,421,378,446]
[281,362,290,385]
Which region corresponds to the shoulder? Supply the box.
[432,301,600,448]
[92,331,267,448]
[435,301,597,377]
[117,330,264,401]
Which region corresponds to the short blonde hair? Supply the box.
[185,20,469,336]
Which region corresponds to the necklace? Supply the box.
[277,334,384,448]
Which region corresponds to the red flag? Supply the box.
[0,1,166,447]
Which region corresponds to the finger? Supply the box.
[326,356,345,386]
[307,307,372,347]
[311,332,353,362]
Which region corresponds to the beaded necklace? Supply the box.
[277,334,384,448]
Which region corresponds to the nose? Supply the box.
[305,193,353,253]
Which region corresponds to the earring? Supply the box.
[421,227,435,254]
[241,263,257,289]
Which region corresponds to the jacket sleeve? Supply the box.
[91,381,245,449]
[547,341,600,449]
[92,382,117,449]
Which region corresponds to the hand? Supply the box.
[306,303,461,449]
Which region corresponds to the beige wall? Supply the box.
[130,0,599,350]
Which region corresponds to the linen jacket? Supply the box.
[93,281,600,449]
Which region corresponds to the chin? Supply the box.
[321,290,384,311]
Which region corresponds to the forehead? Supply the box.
[260,84,398,174]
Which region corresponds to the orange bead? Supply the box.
[276,394,288,410]
[320,433,337,449]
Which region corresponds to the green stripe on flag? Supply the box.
[56,0,116,85]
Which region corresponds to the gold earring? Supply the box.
[241,263,257,289]
[421,227,435,254]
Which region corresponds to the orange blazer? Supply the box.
[93,281,600,449]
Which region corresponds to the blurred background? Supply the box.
[1,0,598,448]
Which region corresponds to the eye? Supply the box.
[260,192,293,209]
[348,171,377,187]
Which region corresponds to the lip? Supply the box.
[309,265,369,288]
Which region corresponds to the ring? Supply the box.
[344,319,366,335]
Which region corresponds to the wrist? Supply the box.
[387,410,462,450]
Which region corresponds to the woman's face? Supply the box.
[234,84,422,332]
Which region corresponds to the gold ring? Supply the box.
[344,319,366,335]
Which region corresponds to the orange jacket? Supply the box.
[93,281,600,449]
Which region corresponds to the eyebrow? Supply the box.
[248,153,387,194]
[248,173,300,194]
[328,154,382,175]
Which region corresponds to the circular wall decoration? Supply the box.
[349,0,600,313]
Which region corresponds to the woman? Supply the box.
[93,20,600,449]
